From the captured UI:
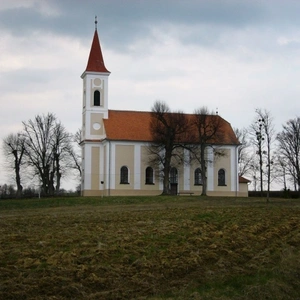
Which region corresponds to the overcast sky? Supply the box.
[1,0,300,189]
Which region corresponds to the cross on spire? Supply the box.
[95,15,98,30]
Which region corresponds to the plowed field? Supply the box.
[0,197,299,299]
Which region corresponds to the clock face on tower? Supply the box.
[93,122,101,130]
[94,78,101,86]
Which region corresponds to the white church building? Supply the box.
[80,25,249,197]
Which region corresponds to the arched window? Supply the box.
[145,167,154,184]
[194,168,202,185]
[218,169,226,186]
[120,166,129,184]
[170,167,178,184]
[94,90,100,106]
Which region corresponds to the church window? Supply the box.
[120,166,129,184]
[94,90,100,106]
[145,167,154,184]
[218,169,226,186]
[170,167,178,184]
[194,168,202,185]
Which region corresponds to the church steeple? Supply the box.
[81,18,110,144]
[84,17,110,73]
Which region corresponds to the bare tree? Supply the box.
[0,184,16,199]
[148,101,190,195]
[273,153,289,191]
[74,128,82,146]
[249,109,275,199]
[22,113,73,196]
[51,122,74,193]
[257,109,275,201]
[189,107,223,196]
[234,127,253,177]
[2,133,26,198]
[277,117,300,193]
[69,128,82,177]
[249,119,265,195]
[249,158,260,191]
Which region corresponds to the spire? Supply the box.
[84,18,110,73]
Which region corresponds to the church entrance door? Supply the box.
[170,183,178,195]
[170,167,178,195]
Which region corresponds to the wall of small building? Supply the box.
[238,183,249,197]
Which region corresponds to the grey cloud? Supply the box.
[0,69,59,96]
[0,0,282,52]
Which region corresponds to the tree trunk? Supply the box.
[162,170,170,194]
[56,172,61,194]
[162,150,172,195]
[15,166,23,198]
[14,153,23,198]
[49,170,55,196]
[55,154,61,194]
[200,144,207,196]
[201,175,207,196]
[259,151,263,196]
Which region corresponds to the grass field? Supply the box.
[0,196,299,299]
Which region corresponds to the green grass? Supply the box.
[0,194,298,210]
[0,195,186,209]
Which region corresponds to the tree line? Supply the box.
[1,103,226,198]
[2,105,300,199]
[2,113,81,198]
[235,108,300,200]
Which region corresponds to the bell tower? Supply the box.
[81,18,110,195]
[81,17,110,141]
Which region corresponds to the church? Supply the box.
[80,25,249,197]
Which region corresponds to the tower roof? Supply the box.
[84,29,110,73]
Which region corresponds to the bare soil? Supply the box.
[0,197,299,299]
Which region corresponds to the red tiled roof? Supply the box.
[239,176,251,183]
[85,30,110,73]
[103,110,240,145]
[103,110,153,141]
